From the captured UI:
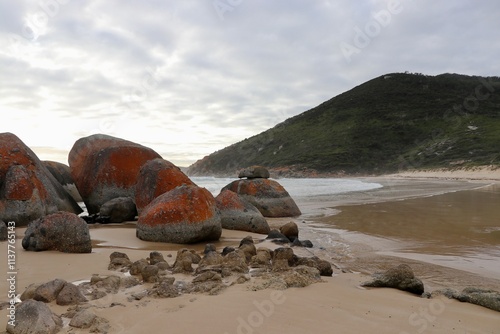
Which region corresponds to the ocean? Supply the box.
[191,177,383,198]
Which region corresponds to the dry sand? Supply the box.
[1,170,500,333]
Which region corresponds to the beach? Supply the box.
[1,171,500,333]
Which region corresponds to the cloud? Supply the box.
[1,0,499,166]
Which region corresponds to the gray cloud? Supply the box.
[1,0,499,166]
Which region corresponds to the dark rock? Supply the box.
[136,185,222,244]
[22,211,92,253]
[361,264,424,295]
[221,178,301,217]
[280,221,299,241]
[215,190,270,234]
[238,166,270,179]
[455,287,500,312]
[99,197,137,223]
[43,160,83,202]
[56,282,87,306]
[135,158,195,214]
[0,133,82,226]
[68,134,161,214]
[6,299,62,334]
[33,279,67,302]
[266,229,290,244]
[301,240,314,248]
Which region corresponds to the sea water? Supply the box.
[191,177,383,198]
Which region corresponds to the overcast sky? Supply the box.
[1,0,499,166]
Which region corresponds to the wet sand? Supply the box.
[1,175,500,333]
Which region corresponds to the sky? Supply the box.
[1,0,499,167]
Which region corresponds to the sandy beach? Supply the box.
[1,170,500,333]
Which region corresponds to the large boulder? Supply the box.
[42,160,83,202]
[68,134,161,214]
[22,211,92,253]
[221,178,301,217]
[238,165,270,179]
[0,133,82,226]
[6,299,62,334]
[361,264,425,295]
[136,185,222,244]
[135,158,195,214]
[215,190,270,234]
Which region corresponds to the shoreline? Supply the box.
[1,172,499,333]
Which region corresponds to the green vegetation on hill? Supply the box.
[188,73,500,176]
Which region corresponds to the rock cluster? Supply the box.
[2,133,305,247]
[0,133,82,226]
[68,134,162,215]
[103,236,333,299]
[266,221,314,248]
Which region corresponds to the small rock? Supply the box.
[33,279,67,303]
[266,229,290,244]
[222,246,235,256]
[141,265,160,283]
[130,259,149,276]
[280,221,299,241]
[56,282,87,306]
[69,308,96,329]
[204,244,217,254]
[361,264,424,295]
[149,251,167,265]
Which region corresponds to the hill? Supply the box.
[187,73,500,176]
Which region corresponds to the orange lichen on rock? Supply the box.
[135,158,195,214]
[137,185,222,244]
